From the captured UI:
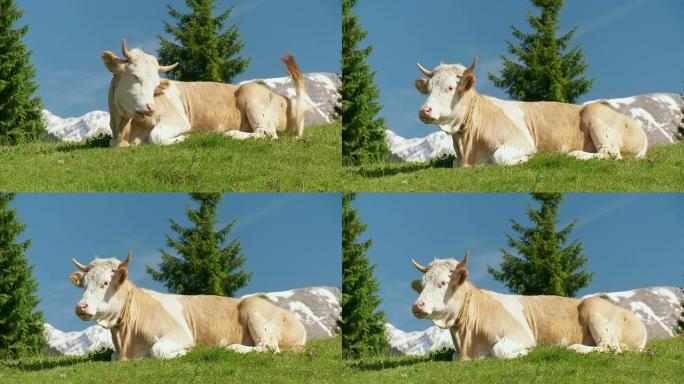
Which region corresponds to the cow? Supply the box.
[68,252,306,360]
[414,58,648,166]
[102,39,313,147]
[410,252,647,361]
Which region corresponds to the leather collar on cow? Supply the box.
[115,289,134,329]
[453,287,472,332]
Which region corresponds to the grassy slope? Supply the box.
[345,337,684,384]
[342,144,684,192]
[0,124,340,192]
[3,337,682,383]
[0,338,342,384]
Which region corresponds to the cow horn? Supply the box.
[119,250,132,269]
[457,250,470,269]
[464,57,478,76]
[159,62,179,73]
[121,39,133,61]
[411,259,428,273]
[416,63,434,78]
[72,258,89,272]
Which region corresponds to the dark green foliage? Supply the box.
[677,94,683,141]
[340,193,389,359]
[341,0,390,165]
[0,193,47,358]
[157,0,250,82]
[0,0,46,145]
[147,193,252,296]
[488,0,593,103]
[488,193,594,296]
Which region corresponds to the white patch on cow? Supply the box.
[492,145,530,165]
[487,97,535,149]
[483,291,535,343]
[150,336,187,359]
[568,344,602,353]
[148,125,187,145]
[491,338,529,359]
[144,290,194,345]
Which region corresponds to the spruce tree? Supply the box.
[157,0,250,83]
[341,0,390,165]
[488,193,593,297]
[0,193,47,358]
[0,0,46,145]
[340,193,388,358]
[487,0,593,103]
[147,193,252,296]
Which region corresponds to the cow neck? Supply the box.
[454,91,478,136]
[114,285,135,330]
[453,284,472,332]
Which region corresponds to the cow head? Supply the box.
[68,251,132,328]
[410,251,470,327]
[102,39,178,119]
[415,58,478,128]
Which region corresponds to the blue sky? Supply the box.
[16,0,340,117]
[352,193,684,331]
[354,0,684,138]
[12,193,341,332]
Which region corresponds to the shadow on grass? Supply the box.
[54,134,112,153]
[346,349,453,372]
[1,349,113,372]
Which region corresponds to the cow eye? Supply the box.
[102,281,109,287]
[447,86,454,92]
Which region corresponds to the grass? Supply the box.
[0,124,340,192]
[3,337,682,383]
[342,143,684,192]
[344,337,684,384]
[0,338,342,384]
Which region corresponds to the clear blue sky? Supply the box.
[354,0,684,138]
[352,193,684,331]
[16,0,340,117]
[13,193,341,332]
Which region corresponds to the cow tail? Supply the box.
[281,53,308,136]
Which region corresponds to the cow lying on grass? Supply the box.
[414,58,648,166]
[68,252,306,360]
[102,39,313,147]
[410,252,646,360]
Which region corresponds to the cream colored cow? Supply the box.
[414,59,648,166]
[103,39,312,147]
[410,252,647,360]
[68,252,306,360]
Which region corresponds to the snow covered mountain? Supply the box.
[386,286,684,356]
[44,72,341,142]
[45,286,340,356]
[388,93,683,162]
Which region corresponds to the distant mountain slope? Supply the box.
[45,286,341,356]
[387,286,684,355]
[388,93,683,162]
[44,73,341,142]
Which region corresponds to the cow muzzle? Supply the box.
[419,106,437,123]
[412,301,428,318]
[75,302,94,320]
[135,103,156,119]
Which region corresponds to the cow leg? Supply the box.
[491,338,530,359]
[150,337,188,359]
[568,310,623,354]
[227,311,281,354]
[147,124,190,145]
[492,146,529,166]
[227,99,278,140]
[569,117,622,160]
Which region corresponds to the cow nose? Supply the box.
[145,103,156,113]
[422,106,432,114]
[77,302,88,310]
[412,301,426,313]
[419,106,433,119]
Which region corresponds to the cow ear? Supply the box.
[461,74,476,92]
[450,268,469,289]
[114,267,128,286]
[411,279,423,293]
[68,272,84,288]
[154,79,170,96]
[414,78,429,94]
[102,51,127,74]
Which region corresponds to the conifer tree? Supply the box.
[0,0,46,145]
[488,193,593,297]
[147,193,252,296]
[157,0,250,82]
[0,193,47,358]
[488,0,593,103]
[340,193,388,358]
[341,0,390,165]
